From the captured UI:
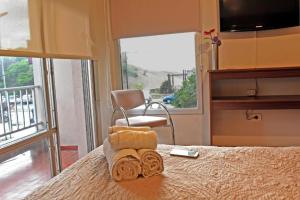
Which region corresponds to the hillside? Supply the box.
[124,64,182,97]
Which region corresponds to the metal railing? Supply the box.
[0,85,43,140]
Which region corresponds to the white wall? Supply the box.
[53,59,88,157]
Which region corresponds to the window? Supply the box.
[0,57,97,199]
[120,32,199,110]
[0,56,47,147]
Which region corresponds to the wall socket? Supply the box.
[246,113,262,121]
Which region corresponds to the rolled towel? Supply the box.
[108,130,157,151]
[103,139,142,181]
[109,126,151,134]
[137,149,164,178]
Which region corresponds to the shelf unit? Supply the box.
[209,67,300,80]
[209,67,300,145]
[212,95,300,110]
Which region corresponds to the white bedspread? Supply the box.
[25,145,300,200]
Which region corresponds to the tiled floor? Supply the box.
[0,144,79,200]
[61,149,80,169]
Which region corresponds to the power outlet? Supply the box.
[246,113,262,121]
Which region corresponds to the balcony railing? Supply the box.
[0,85,44,141]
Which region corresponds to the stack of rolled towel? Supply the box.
[103,126,164,182]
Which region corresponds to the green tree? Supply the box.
[172,73,197,108]
[4,58,34,88]
[127,65,139,78]
[133,82,144,90]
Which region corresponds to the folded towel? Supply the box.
[108,130,157,151]
[137,149,164,178]
[109,126,151,134]
[103,139,142,181]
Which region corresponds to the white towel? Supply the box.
[108,126,151,134]
[137,149,164,178]
[103,139,141,181]
[108,130,157,151]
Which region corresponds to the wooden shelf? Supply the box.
[209,67,300,80]
[212,95,300,110]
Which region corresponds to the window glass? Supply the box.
[0,56,47,147]
[120,32,197,109]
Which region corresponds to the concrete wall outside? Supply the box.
[53,59,88,158]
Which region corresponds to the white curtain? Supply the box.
[110,0,201,39]
[0,0,95,58]
[42,0,93,58]
[0,0,30,49]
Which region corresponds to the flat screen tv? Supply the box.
[219,0,300,32]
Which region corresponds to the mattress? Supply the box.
[25,145,300,200]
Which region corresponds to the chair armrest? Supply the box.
[111,106,130,126]
[143,102,175,144]
[143,102,174,125]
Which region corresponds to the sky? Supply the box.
[119,32,196,73]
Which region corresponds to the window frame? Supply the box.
[116,32,203,115]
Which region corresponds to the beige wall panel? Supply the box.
[213,110,300,137]
[257,33,300,68]
[201,0,218,30]
[219,37,257,69]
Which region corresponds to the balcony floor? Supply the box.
[0,145,78,200]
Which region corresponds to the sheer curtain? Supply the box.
[0,0,95,58]
[110,0,201,39]
[0,0,36,50]
[42,0,94,58]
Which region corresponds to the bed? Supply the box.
[25,145,300,200]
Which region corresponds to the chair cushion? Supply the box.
[115,116,168,127]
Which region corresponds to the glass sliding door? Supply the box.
[50,58,96,170]
[81,60,97,152]
[0,56,97,199]
[0,56,55,200]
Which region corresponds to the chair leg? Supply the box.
[169,118,175,145]
[171,124,175,145]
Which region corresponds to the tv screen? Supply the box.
[219,0,300,32]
